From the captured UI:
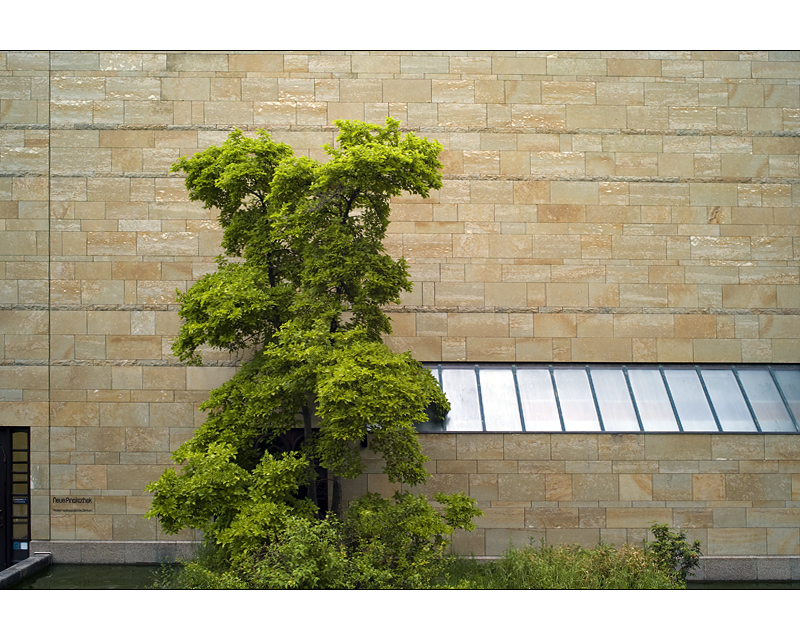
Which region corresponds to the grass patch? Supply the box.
[438,542,682,589]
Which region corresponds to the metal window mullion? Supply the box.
[621,366,645,432]
[512,365,527,432]
[585,366,605,432]
[732,366,762,433]
[549,366,566,432]
[768,366,799,432]
[695,366,724,432]
[437,364,443,387]
[659,366,684,432]
[474,365,487,432]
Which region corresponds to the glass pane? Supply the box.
[737,369,796,433]
[13,503,28,517]
[12,431,28,448]
[516,368,562,431]
[13,523,28,539]
[415,366,445,432]
[774,369,800,426]
[480,368,523,432]
[627,369,679,431]
[553,369,600,431]
[441,367,483,431]
[12,463,28,473]
[12,451,28,462]
[700,369,756,432]
[664,369,717,432]
[590,368,640,431]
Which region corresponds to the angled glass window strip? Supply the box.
[697,368,756,432]
[515,367,562,431]
[440,366,483,431]
[736,369,795,433]
[626,368,679,431]
[773,369,800,427]
[553,368,601,431]
[663,368,719,432]
[590,368,641,432]
[417,364,799,433]
[479,367,523,432]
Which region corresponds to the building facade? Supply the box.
[1,51,799,577]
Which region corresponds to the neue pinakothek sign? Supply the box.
[51,496,95,513]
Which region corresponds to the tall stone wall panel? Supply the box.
[341,433,800,559]
[0,51,798,554]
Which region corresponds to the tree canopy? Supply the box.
[145,119,465,560]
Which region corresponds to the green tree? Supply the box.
[146,119,466,564]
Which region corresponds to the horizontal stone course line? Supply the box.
[443,175,800,184]
[1,304,181,311]
[0,359,241,367]
[5,303,798,316]
[7,122,800,138]
[33,171,800,185]
[384,305,799,316]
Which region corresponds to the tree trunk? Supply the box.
[301,401,319,513]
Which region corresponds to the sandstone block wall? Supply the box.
[0,51,798,556]
[341,433,800,561]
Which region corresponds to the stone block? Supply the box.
[572,474,619,501]
[503,434,550,460]
[707,528,767,555]
[469,474,498,501]
[551,434,598,460]
[693,474,726,501]
[525,506,579,529]
[451,528,487,556]
[475,506,525,530]
[726,474,791,502]
[598,434,645,460]
[645,434,710,461]
[498,473,545,502]
[652,473,693,501]
[619,474,653,501]
[457,434,504,460]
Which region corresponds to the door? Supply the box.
[0,428,30,571]
[0,428,6,570]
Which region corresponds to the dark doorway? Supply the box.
[1,427,30,571]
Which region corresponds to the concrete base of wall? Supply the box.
[692,556,800,582]
[0,553,52,589]
[30,540,199,565]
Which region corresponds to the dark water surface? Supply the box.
[10,563,162,589]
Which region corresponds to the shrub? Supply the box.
[443,542,679,590]
[439,525,701,589]
[155,490,482,589]
[645,523,702,584]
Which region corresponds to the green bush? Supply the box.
[156,490,482,589]
[443,543,679,590]
[645,523,702,584]
[438,525,701,589]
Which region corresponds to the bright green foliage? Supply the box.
[645,523,702,584]
[156,492,482,590]
[446,543,679,590]
[337,491,483,589]
[145,119,475,566]
[441,524,700,589]
[147,442,317,559]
